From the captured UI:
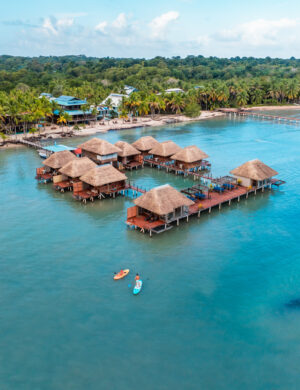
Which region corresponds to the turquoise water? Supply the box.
[1,116,300,390]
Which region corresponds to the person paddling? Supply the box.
[135,273,140,281]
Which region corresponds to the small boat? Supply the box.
[133,280,143,295]
[114,269,130,280]
[38,149,48,159]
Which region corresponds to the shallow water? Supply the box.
[1,115,300,390]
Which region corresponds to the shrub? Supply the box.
[184,102,201,118]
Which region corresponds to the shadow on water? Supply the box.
[284,298,300,310]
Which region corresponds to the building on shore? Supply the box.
[126,184,194,235]
[165,88,184,94]
[124,85,138,95]
[78,165,127,199]
[53,157,97,191]
[53,95,94,124]
[101,93,126,111]
[132,136,160,157]
[171,145,209,172]
[230,159,278,188]
[149,140,182,163]
[78,138,121,165]
[114,141,142,170]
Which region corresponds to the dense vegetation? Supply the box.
[1,54,300,134]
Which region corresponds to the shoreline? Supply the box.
[0,111,224,150]
[1,104,300,150]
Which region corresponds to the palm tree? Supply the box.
[57,114,67,130]
[236,89,249,107]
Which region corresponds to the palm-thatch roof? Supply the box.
[132,136,160,152]
[59,157,97,178]
[80,165,127,187]
[78,138,121,155]
[134,184,194,216]
[114,141,141,157]
[230,159,278,180]
[150,140,182,157]
[171,145,209,163]
[43,150,76,169]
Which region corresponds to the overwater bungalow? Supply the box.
[78,138,121,165]
[149,140,182,163]
[54,157,97,191]
[114,141,142,170]
[75,165,127,202]
[126,184,194,236]
[36,150,76,183]
[131,136,160,157]
[230,159,278,189]
[171,145,210,173]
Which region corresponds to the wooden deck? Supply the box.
[126,216,165,230]
[53,181,72,191]
[123,161,143,170]
[36,173,53,183]
[189,186,248,215]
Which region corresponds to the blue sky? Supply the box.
[1,0,300,58]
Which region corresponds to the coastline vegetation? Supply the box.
[1,55,300,133]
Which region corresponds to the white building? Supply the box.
[165,88,184,94]
[101,93,126,110]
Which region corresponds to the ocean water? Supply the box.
[0,115,300,390]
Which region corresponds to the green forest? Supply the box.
[1,54,300,133]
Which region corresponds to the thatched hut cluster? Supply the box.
[78,138,121,165]
[150,140,182,163]
[171,145,209,171]
[230,159,278,188]
[114,141,142,170]
[132,136,160,157]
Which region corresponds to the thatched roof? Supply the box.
[114,141,141,157]
[43,150,76,169]
[134,184,194,216]
[150,140,182,157]
[80,165,127,187]
[132,136,160,152]
[78,138,121,155]
[230,159,278,180]
[59,157,97,178]
[171,145,209,162]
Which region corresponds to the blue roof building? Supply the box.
[53,96,94,124]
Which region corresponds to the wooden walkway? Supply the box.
[223,110,300,125]
[125,183,146,194]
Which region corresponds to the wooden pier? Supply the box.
[220,109,300,125]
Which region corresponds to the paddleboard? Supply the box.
[114,269,130,280]
[133,279,143,295]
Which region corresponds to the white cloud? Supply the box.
[56,18,74,28]
[42,18,58,35]
[112,13,127,29]
[149,11,179,38]
[95,21,107,33]
[214,18,298,46]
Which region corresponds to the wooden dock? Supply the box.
[221,109,300,125]
[127,182,282,237]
